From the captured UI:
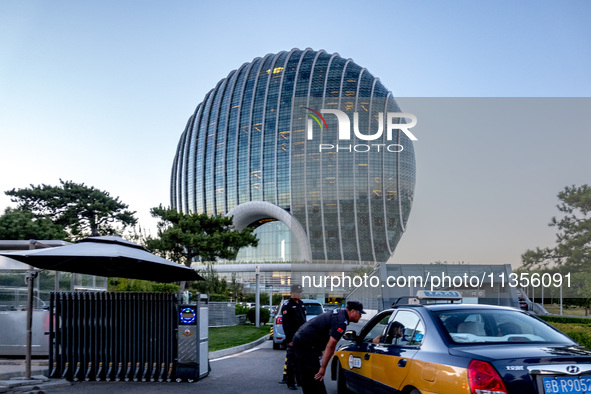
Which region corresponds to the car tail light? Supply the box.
[468,359,507,394]
[275,315,282,325]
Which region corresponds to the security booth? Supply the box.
[47,291,209,382]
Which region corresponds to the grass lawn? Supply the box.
[209,324,271,352]
[544,304,590,317]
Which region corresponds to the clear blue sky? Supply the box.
[1,0,590,267]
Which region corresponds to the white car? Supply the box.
[273,299,324,350]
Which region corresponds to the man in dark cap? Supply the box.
[292,300,365,393]
[280,283,307,390]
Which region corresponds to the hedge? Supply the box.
[539,316,591,349]
[539,315,591,325]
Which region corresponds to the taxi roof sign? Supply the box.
[391,290,463,307]
[416,290,462,300]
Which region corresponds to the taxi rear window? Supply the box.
[433,309,574,345]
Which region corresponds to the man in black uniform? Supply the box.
[280,284,307,390]
[293,301,365,394]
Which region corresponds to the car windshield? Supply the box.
[304,304,323,315]
[433,309,575,345]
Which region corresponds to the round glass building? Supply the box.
[170,48,416,264]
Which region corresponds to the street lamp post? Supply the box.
[25,240,38,380]
[255,265,260,328]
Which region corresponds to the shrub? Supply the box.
[235,304,250,315]
[546,321,591,349]
[209,293,229,301]
[150,283,179,293]
[246,307,270,325]
[108,278,178,292]
[567,330,591,349]
[540,316,591,349]
[539,315,591,325]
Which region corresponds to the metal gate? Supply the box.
[49,292,178,382]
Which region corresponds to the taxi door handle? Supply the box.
[364,354,370,360]
[398,359,407,368]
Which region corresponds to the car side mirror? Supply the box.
[343,330,358,341]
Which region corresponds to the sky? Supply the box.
[1,0,590,268]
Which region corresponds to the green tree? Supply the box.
[6,180,137,238]
[521,185,591,313]
[192,263,228,296]
[146,205,258,267]
[0,207,68,240]
[227,273,244,302]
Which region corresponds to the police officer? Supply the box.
[280,284,306,390]
[293,301,365,394]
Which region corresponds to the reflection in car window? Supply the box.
[362,312,393,342]
[408,320,425,345]
[434,309,575,344]
[385,310,423,346]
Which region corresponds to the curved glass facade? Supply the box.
[171,48,416,263]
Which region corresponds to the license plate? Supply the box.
[543,376,591,393]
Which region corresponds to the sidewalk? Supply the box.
[0,359,69,393]
[0,360,48,381]
[0,334,271,393]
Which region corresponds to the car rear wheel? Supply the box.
[409,389,421,394]
[336,363,352,394]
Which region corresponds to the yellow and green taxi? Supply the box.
[331,291,591,394]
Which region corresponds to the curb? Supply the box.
[0,376,71,393]
[0,368,48,382]
[209,334,270,360]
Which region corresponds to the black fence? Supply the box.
[49,292,178,382]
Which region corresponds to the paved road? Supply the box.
[45,339,339,393]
